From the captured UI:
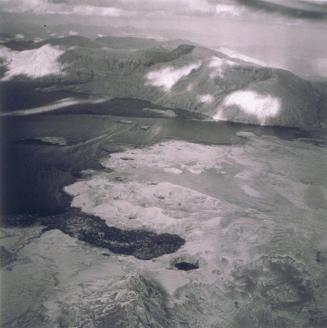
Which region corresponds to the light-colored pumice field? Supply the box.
[2,130,327,327]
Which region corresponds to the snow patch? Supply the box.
[143,108,176,117]
[15,33,25,39]
[208,56,237,78]
[163,167,183,174]
[215,90,281,125]
[1,44,65,80]
[33,38,43,43]
[145,62,201,91]
[0,46,12,63]
[236,131,257,139]
[197,94,215,104]
[0,98,107,116]
[215,4,242,16]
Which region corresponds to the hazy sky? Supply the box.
[1,0,327,41]
[1,0,327,20]
[0,0,326,79]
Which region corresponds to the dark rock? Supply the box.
[70,168,84,178]
[0,246,16,267]
[316,250,326,264]
[114,176,126,182]
[1,214,38,227]
[42,209,185,260]
[120,157,134,161]
[174,261,199,271]
[18,137,67,146]
[232,255,314,310]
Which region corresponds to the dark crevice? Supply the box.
[174,261,199,271]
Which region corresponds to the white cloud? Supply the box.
[215,4,242,16]
[0,0,248,18]
[216,47,266,66]
[70,5,123,16]
[0,0,124,16]
[1,0,325,20]
[1,44,65,80]
[313,57,327,78]
[259,0,327,8]
[114,0,248,17]
[197,94,215,104]
[0,0,49,13]
[208,56,237,78]
[145,62,201,91]
[0,98,107,116]
[215,90,281,125]
[102,0,217,15]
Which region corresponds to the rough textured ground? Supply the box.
[2,130,327,328]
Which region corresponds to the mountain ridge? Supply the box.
[1,35,326,128]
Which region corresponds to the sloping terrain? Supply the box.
[1,35,326,128]
[2,130,327,328]
[1,34,327,328]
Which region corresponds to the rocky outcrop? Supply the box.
[69,274,172,328]
[42,210,185,260]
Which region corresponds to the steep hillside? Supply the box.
[1,35,326,128]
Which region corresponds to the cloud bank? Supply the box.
[236,0,327,18]
[1,0,326,20]
[145,63,201,91]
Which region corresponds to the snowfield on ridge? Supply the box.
[1,36,326,128]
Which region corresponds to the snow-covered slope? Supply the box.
[1,36,326,128]
[0,44,65,80]
[214,69,320,127]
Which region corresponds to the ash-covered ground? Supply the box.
[1,109,327,327]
